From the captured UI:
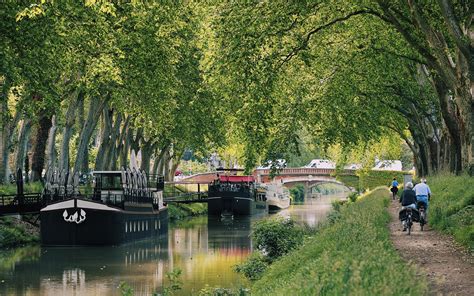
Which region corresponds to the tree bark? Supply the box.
[433,77,463,174]
[169,149,184,181]
[95,107,112,171]
[30,114,53,182]
[59,90,82,171]
[151,143,169,176]
[77,95,89,173]
[139,138,157,174]
[45,115,57,170]
[73,96,108,175]
[118,119,131,169]
[105,112,122,170]
[0,78,9,184]
[0,78,21,184]
[163,149,170,181]
[15,119,32,173]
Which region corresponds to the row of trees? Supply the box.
[205,0,473,176]
[0,2,224,184]
[0,1,472,186]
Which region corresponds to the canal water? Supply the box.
[0,193,347,295]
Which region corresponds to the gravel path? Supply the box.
[388,198,474,295]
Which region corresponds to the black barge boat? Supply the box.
[207,175,266,216]
[40,168,168,246]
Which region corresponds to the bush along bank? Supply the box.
[167,203,207,220]
[428,174,474,251]
[235,217,308,281]
[0,217,39,249]
[247,188,427,295]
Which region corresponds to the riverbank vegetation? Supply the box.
[168,203,207,221]
[0,216,39,248]
[428,174,474,251]
[247,188,427,295]
[337,170,409,192]
[235,217,307,281]
[0,182,43,195]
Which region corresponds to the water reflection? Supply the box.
[277,192,346,227]
[0,194,345,295]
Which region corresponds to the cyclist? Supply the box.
[399,182,417,231]
[390,177,399,200]
[414,178,431,218]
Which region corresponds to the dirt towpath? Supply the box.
[388,198,474,295]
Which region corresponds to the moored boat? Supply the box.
[259,182,291,211]
[207,175,266,216]
[40,168,168,246]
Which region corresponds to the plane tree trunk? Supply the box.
[30,114,53,182]
[73,96,108,175]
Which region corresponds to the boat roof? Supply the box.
[219,175,255,183]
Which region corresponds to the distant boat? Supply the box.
[257,182,291,212]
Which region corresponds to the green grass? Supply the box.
[250,188,427,296]
[0,182,44,195]
[428,174,474,251]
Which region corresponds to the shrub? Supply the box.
[347,192,358,202]
[0,217,39,248]
[234,253,268,281]
[252,217,304,261]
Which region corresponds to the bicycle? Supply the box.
[405,207,413,235]
[399,207,414,235]
[417,201,426,231]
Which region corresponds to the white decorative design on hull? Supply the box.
[63,209,86,224]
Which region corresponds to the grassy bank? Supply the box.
[168,203,207,220]
[428,174,474,251]
[0,217,39,248]
[251,188,427,295]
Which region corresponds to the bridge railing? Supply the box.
[254,168,356,175]
[255,168,335,175]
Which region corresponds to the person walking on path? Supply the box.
[390,177,399,200]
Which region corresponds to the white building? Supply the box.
[304,159,336,169]
[372,160,403,171]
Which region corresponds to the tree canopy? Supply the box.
[0,1,472,183]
